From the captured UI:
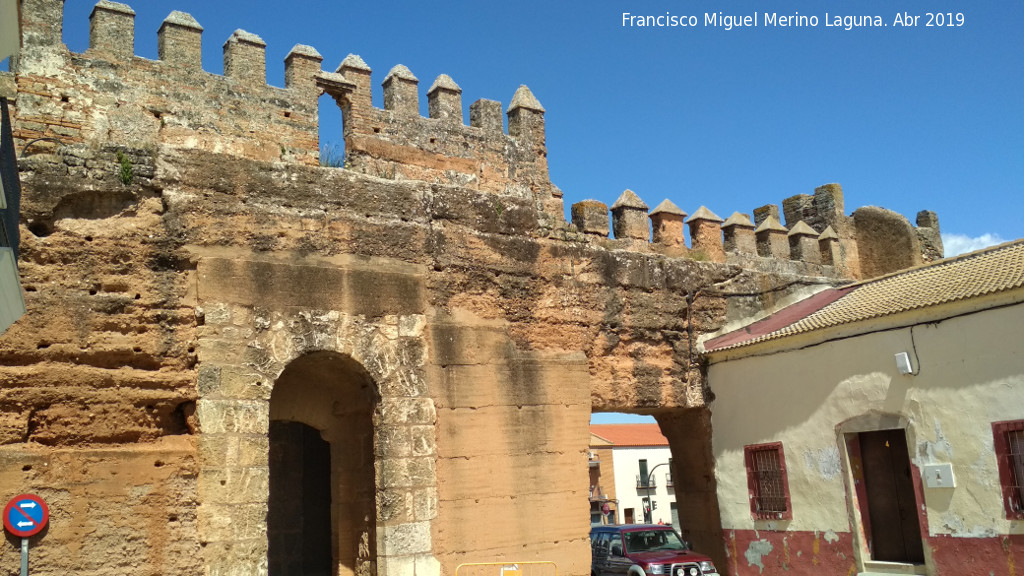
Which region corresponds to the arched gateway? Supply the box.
[268,351,379,576]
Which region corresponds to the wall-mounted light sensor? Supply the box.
[895,351,913,375]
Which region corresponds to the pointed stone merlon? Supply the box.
[89,1,135,59]
[383,65,419,115]
[650,200,687,248]
[338,54,373,111]
[611,190,650,241]
[818,226,840,266]
[158,11,203,69]
[788,221,821,264]
[722,212,756,255]
[507,85,546,144]
[755,216,789,258]
[284,45,323,94]
[470,99,503,133]
[224,29,267,85]
[427,75,462,122]
[571,200,610,237]
[687,206,726,262]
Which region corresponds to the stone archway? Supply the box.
[268,351,379,576]
[193,273,438,576]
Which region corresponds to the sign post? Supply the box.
[3,494,49,576]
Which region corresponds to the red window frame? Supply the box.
[744,442,792,520]
[993,420,1024,520]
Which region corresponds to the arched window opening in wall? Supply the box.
[268,351,379,576]
[318,92,346,168]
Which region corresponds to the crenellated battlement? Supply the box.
[8,0,563,223]
[570,183,942,279]
[6,0,938,281]
[11,0,324,165]
[317,57,559,216]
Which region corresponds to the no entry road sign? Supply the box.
[3,494,48,538]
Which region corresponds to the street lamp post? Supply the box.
[644,462,669,523]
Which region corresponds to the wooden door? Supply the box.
[859,429,925,563]
[624,508,635,524]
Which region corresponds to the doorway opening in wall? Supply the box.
[849,429,925,564]
[589,412,679,530]
[319,92,345,168]
[268,351,379,576]
[268,421,333,576]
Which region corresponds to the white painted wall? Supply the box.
[609,445,677,527]
[0,248,25,334]
[709,298,1024,540]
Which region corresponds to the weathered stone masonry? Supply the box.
[0,2,943,576]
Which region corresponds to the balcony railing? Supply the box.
[636,474,656,489]
[665,472,674,488]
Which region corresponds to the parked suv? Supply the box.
[590,525,719,576]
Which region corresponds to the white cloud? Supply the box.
[941,233,1006,257]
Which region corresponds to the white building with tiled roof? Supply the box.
[702,239,1024,576]
[590,424,678,528]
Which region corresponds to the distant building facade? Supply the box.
[591,424,678,529]
[588,433,617,525]
[703,240,1024,576]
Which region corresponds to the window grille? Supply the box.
[994,420,1024,519]
[744,442,791,520]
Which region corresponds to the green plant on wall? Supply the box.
[320,142,345,168]
[116,150,133,185]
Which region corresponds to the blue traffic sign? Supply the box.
[3,494,48,538]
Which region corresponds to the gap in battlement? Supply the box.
[318,92,345,168]
[61,4,90,54]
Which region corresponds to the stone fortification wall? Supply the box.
[323,58,562,225]
[0,2,947,576]
[9,0,564,226]
[5,0,940,273]
[12,0,321,165]
[5,143,761,575]
[571,182,942,282]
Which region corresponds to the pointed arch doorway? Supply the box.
[268,351,379,576]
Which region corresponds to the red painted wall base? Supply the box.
[723,530,856,576]
[721,530,1024,576]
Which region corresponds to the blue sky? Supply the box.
[30,2,1024,423]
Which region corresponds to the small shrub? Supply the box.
[116,150,133,185]
[320,142,345,168]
